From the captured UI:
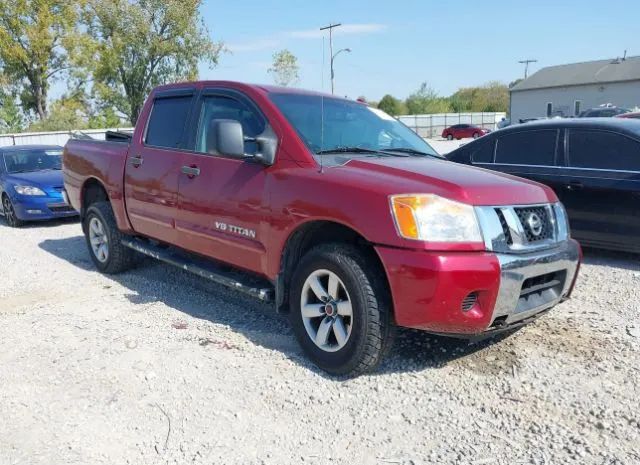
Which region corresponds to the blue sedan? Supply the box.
[0,145,78,227]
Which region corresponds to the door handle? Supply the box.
[129,156,143,167]
[181,165,201,178]
[565,181,583,191]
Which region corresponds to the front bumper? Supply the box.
[376,239,581,335]
[12,193,78,221]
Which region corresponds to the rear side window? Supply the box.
[495,130,557,166]
[568,130,640,171]
[145,96,192,149]
[471,140,495,163]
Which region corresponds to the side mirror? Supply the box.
[209,119,278,166]
[210,119,245,158]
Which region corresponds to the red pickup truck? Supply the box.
[64,81,580,376]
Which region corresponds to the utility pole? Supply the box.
[320,23,342,94]
[518,59,538,79]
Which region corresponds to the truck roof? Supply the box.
[152,80,345,99]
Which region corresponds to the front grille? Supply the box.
[495,209,513,245]
[514,206,553,243]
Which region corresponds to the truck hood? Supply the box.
[338,157,556,206]
[5,169,64,188]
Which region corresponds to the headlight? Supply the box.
[390,194,483,242]
[14,185,46,196]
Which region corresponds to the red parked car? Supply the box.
[442,124,489,140]
[63,81,580,376]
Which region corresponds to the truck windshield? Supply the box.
[3,149,63,173]
[270,93,440,159]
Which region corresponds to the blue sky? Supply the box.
[199,0,639,100]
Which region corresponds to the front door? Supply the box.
[174,89,272,274]
[560,128,640,250]
[124,90,195,245]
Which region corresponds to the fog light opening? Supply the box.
[26,209,43,214]
[461,292,479,312]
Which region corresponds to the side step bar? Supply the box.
[121,238,274,302]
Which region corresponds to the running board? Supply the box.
[121,238,274,302]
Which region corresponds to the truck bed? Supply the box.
[63,139,131,231]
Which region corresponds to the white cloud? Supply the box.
[290,23,387,39]
[227,23,387,53]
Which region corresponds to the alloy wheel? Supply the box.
[89,216,109,263]
[3,197,17,226]
[300,269,353,352]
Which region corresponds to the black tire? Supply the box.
[472,132,480,139]
[84,201,138,274]
[289,243,395,376]
[2,194,23,228]
[446,134,453,140]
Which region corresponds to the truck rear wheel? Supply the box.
[289,243,394,376]
[84,201,138,274]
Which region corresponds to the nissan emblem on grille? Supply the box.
[526,212,543,237]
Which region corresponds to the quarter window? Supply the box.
[568,130,640,171]
[196,96,265,155]
[495,130,557,166]
[145,96,192,149]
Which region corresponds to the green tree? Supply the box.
[83,0,223,125]
[0,0,81,120]
[268,49,299,87]
[405,82,451,114]
[449,81,509,113]
[377,94,402,116]
[0,92,24,133]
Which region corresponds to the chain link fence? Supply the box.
[399,112,507,139]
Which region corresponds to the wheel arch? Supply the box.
[276,220,392,318]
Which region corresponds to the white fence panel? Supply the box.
[0,128,134,147]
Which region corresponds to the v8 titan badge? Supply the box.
[215,221,256,239]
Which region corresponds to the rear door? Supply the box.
[124,89,196,245]
[482,129,566,195]
[561,129,640,250]
[174,88,272,274]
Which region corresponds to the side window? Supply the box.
[196,96,265,155]
[471,140,495,163]
[145,96,192,149]
[495,130,557,166]
[568,130,640,171]
[0,154,5,174]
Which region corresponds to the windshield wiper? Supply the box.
[383,147,441,158]
[315,147,408,157]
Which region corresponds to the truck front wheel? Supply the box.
[84,201,138,274]
[289,244,394,376]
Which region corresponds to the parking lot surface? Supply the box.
[1,219,638,465]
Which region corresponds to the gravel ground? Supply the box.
[1,218,639,465]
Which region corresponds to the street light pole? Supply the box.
[518,59,538,79]
[320,23,343,94]
[331,48,351,94]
